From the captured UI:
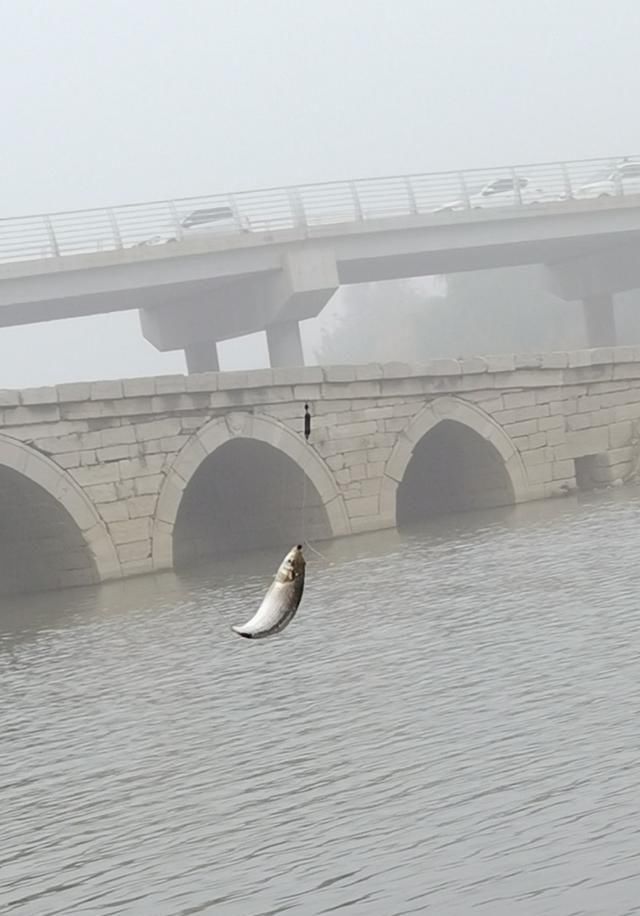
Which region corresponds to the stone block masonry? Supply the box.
[2,345,640,592]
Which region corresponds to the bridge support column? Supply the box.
[583,293,617,348]
[266,321,304,367]
[184,341,220,374]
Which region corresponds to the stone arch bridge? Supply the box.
[0,348,638,595]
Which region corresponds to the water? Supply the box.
[3,488,640,915]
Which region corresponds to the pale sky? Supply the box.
[1,0,639,387]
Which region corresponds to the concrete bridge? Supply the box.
[2,155,640,370]
[1,348,639,595]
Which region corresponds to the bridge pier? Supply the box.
[583,293,617,348]
[266,320,304,367]
[184,341,220,374]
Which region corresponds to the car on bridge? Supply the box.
[572,160,640,200]
[135,206,250,247]
[433,175,563,213]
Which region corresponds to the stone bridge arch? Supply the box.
[380,397,530,525]
[0,434,120,592]
[152,412,350,570]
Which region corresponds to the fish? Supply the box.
[231,544,306,639]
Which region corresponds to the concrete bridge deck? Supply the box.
[0,348,639,595]
[2,155,640,369]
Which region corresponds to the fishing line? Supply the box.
[299,403,329,563]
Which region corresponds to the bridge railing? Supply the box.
[0,156,636,265]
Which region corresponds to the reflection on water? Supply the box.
[3,488,640,915]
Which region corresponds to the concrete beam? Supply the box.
[546,241,640,300]
[270,247,339,323]
[139,246,337,359]
[266,321,304,367]
[138,276,278,350]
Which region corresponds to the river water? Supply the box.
[3,487,640,915]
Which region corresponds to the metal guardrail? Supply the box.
[1,156,639,265]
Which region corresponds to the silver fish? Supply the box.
[231,545,305,639]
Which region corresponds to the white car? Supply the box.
[572,160,640,200]
[135,206,249,247]
[434,175,560,213]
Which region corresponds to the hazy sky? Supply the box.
[1,0,639,387]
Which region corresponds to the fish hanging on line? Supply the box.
[231,545,306,639]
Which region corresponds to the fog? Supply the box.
[1,0,639,387]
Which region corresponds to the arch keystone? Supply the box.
[226,411,253,438]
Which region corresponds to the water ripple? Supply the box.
[3,489,640,914]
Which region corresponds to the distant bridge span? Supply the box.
[1,155,640,369]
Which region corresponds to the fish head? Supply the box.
[275,544,305,584]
